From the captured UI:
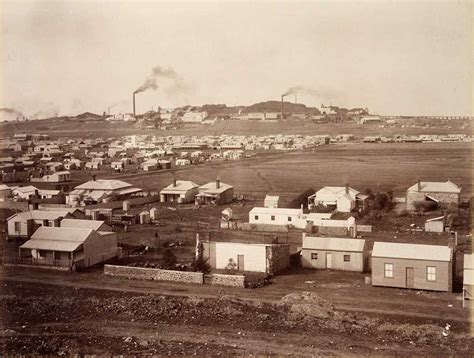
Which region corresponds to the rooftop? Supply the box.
[407,180,461,194]
[372,242,451,262]
[303,236,365,252]
[75,179,133,191]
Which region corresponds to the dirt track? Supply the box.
[1,278,473,356]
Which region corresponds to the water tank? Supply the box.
[149,207,158,220]
[123,200,130,212]
[139,211,150,224]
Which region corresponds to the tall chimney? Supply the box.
[92,174,96,181]
[133,92,136,117]
[345,183,349,194]
[417,180,421,191]
[281,95,284,120]
[216,178,220,189]
[173,178,177,187]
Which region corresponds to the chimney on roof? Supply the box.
[417,180,421,191]
[216,178,220,189]
[92,174,96,181]
[345,183,349,195]
[173,178,177,187]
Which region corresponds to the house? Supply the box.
[300,235,366,272]
[60,218,112,232]
[0,184,11,201]
[30,171,71,183]
[406,180,461,210]
[175,158,191,166]
[182,111,208,123]
[67,178,142,206]
[371,242,453,292]
[18,226,118,270]
[111,161,124,171]
[264,195,279,208]
[425,216,445,233]
[195,179,234,205]
[463,254,473,301]
[141,159,158,171]
[159,179,200,203]
[7,209,85,239]
[12,186,60,200]
[308,184,367,212]
[201,241,289,274]
[249,207,303,227]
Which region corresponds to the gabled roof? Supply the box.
[60,218,107,231]
[303,236,365,252]
[8,209,76,222]
[20,227,93,252]
[160,180,200,193]
[313,186,359,202]
[75,179,133,191]
[407,180,461,194]
[13,185,37,194]
[372,242,451,262]
[198,181,233,194]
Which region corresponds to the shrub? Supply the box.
[161,248,177,269]
[413,200,438,213]
[192,242,211,274]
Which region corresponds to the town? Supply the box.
[1,1,473,356]
[0,107,472,356]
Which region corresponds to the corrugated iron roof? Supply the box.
[160,180,200,193]
[60,219,106,231]
[372,242,451,262]
[407,181,461,194]
[250,207,301,216]
[302,236,365,252]
[20,239,82,252]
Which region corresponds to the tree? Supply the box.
[192,242,211,274]
[161,248,177,269]
[291,188,315,209]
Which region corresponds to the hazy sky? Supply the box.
[1,0,472,117]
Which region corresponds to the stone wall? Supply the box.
[204,273,245,287]
[242,223,289,232]
[104,265,204,284]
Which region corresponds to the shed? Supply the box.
[463,254,473,300]
[371,242,452,292]
[301,235,366,272]
[201,241,289,275]
[264,195,279,208]
[425,216,445,233]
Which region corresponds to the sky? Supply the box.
[1,0,472,118]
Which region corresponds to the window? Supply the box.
[14,222,21,233]
[271,215,275,221]
[384,263,394,278]
[288,217,292,222]
[311,253,318,260]
[343,254,351,262]
[427,266,436,282]
[254,215,259,221]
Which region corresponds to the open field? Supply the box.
[1,268,472,356]
[96,142,473,201]
[0,117,471,139]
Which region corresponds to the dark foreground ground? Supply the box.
[1,267,473,356]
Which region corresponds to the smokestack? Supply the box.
[133,92,136,117]
[216,178,220,189]
[281,95,284,120]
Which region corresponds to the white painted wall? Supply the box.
[214,242,267,272]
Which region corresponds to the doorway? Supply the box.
[326,253,332,269]
[237,255,245,271]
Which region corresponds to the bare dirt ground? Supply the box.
[1,267,473,356]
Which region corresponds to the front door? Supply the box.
[406,267,414,288]
[237,255,245,271]
[326,253,332,269]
